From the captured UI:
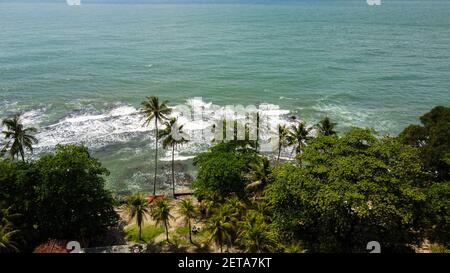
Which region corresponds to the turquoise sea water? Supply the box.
[1,1,450,193]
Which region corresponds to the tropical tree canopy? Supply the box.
[266,128,427,252]
[193,142,259,199]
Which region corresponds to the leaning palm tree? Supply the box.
[159,118,189,198]
[245,157,271,198]
[140,96,172,196]
[2,115,38,161]
[150,198,173,243]
[276,124,289,162]
[178,198,197,244]
[288,122,312,164]
[316,117,337,136]
[205,207,232,253]
[126,193,149,241]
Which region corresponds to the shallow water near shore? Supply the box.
[1,1,450,193]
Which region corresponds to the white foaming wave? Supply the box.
[164,98,295,160]
[21,107,48,127]
[312,102,396,133]
[34,105,152,153]
[23,98,295,160]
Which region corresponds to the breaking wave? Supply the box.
[10,98,296,160]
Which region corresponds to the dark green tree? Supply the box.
[2,115,38,161]
[400,106,450,181]
[193,142,259,199]
[32,145,119,242]
[316,117,337,136]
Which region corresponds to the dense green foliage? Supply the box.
[0,145,118,250]
[2,104,449,253]
[400,106,450,181]
[266,128,427,252]
[193,142,259,199]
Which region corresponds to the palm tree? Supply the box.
[2,115,38,161]
[150,198,173,243]
[276,124,289,162]
[140,96,172,196]
[0,206,19,253]
[288,122,312,164]
[238,221,276,253]
[0,226,18,253]
[205,207,232,253]
[245,157,270,198]
[316,117,337,136]
[178,198,197,244]
[238,210,276,253]
[126,193,149,241]
[159,118,189,198]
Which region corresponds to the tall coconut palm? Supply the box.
[178,198,197,244]
[140,96,172,196]
[2,115,38,161]
[159,118,189,198]
[126,193,149,241]
[205,207,232,253]
[245,157,271,198]
[150,198,173,243]
[276,124,289,162]
[316,117,337,136]
[288,122,312,164]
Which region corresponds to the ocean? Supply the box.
[1,0,449,193]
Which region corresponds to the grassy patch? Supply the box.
[176,226,189,235]
[125,224,165,243]
[430,243,450,253]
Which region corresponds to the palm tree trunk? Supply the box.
[277,144,281,162]
[256,113,260,152]
[154,119,158,196]
[139,224,142,241]
[172,144,175,198]
[188,219,193,244]
[298,143,302,166]
[20,147,25,162]
[164,220,169,242]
